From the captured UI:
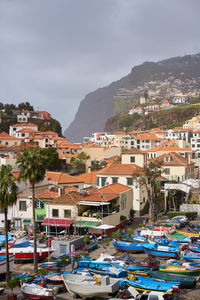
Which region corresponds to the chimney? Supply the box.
[58,186,65,196]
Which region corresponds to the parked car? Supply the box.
[189,223,200,234]
[170,215,189,226]
[162,219,182,228]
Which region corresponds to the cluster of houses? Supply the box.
[1,110,200,234]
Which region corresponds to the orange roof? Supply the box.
[79,183,131,202]
[28,135,43,140]
[36,186,78,199]
[98,164,143,175]
[134,132,164,140]
[12,123,37,127]
[114,131,125,135]
[40,131,58,136]
[56,141,81,149]
[83,144,102,148]
[50,136,66,141]
[59,154,78,159]
[155,152,194,166]
[144,146,193,153]
[122,147,145,155]
[46,171,84,184]
[77,171,97,183]
[0,132,19,140]
[16,128,39,133]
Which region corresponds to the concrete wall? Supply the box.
[180,203,200,216]
[121,153,145,167]
[51,236,84,257]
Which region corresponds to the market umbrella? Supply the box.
[95,224,115,230]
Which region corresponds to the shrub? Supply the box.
[120,215,127,221]
[157,213,163,218]
[127,227,134,235]
[167,211,197,220]
[138,223,144,227]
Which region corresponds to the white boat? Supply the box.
[62,273,119,299]
[21,283,54,300]
[0,255,14,274]
[0,237,53,262]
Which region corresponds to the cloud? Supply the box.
[0,0,200,131]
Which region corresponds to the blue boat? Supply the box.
[112,239,144,253]
[169,260,200,268]
[119,275,180,294]
[143,243,179,259]
[88,266,127,278]
[184,252,200,261]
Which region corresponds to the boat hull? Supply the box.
[143,247,178,259]
[0,250,53,262]
[112,240,144,253]
[62,274,119,298]
[21,291,53,300]
[149,270,196,289]
[160,267,200,276]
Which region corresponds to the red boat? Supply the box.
[0,238,53,262]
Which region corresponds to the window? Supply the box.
[131,141,134,145]
[101,177,107,187]
[34,200,44,209]
[137,140,140,144]
[96,177,99,186]
[164,168,170,175]
[130,156,135,163]
[64,209,71,218]
[127,178,133,186]
[112,177,118,184]
[5,142,8,145]
[19,201,26,211]
[21,133,25,137]
[60,244,67,254]
[164,156,170,162]
[52,209,59,217]
[13,128,16,131]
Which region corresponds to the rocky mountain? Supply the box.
[64,53,200,142]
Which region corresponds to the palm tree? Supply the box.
[17,148,47,272]
[0,165,17,282]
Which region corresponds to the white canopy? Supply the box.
[95,224,115,230]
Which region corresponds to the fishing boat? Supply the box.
[143,243,180,259]
[176,230,200,237]
[21,282,54,300]
[40,262,62,272]
[0,238,53,262]
[148,270,197,289]
[44,274,65,290]
[62,273,119,299]
[119,274,179,294]
[0,255,14,274]
[88,266,127,278]
[184,252,200,262]
[166,231,191,243]
[159,265,200,276]
[118,253,160,270]
[140,229,171,238]
[169,260,200,269]
[112,239,144,253]
[81,241,98,252]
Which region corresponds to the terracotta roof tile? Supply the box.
[0,132,19,140]
[77,171,97,183]
[46,171,84,184]
[144,146,193,152]
[155,152,194,166]
[12,123,37,127]
[122,147,145,155]
[97,163,143,175]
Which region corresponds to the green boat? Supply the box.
[160,265,200,276]
[149,270,197,289]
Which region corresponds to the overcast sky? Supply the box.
[1,0,200,132]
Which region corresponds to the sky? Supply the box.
[1,0,200,132]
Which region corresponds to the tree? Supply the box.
[40,147,63,171]
[133,160,163,220]
[17,148,47,272]
[0,165,17,282]
[18,101,34,111]
[70,152,90,173]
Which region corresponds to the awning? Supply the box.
[78,201,109,206]
[41,218,74,227]
[73,220,100,228]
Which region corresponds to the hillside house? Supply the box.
[9,123,38,137]
[0,132,21,147]
[96,164,150,215]
[121,147,147,168]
